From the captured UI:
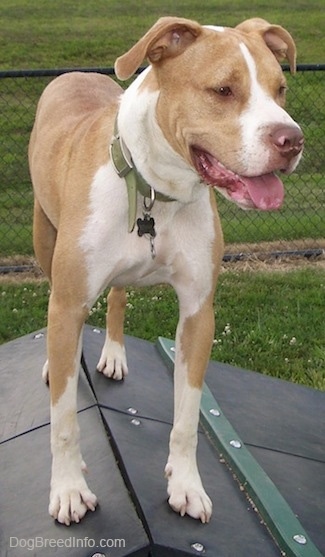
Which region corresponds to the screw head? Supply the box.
[191,542,205,553]
[91,553,106,557]
[131,418,141,426]
[230,439,242,449]
[92,328,102,334]
[127,407,138,415]
[209,408,221,417]
[293,534,307,545]
[33,332,44,340]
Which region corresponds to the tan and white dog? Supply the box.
[29,17,303,526]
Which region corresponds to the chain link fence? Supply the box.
[0,66,324,263]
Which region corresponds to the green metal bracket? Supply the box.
[156,337,322,557]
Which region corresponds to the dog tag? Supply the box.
[137,214,156,238]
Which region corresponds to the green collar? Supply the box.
[110,121,174,232]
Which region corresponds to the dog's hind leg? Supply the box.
[33,198,57,283]
[33,199,57,383]
[97,286,128,380]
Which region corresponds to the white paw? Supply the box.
[42,359,49,384]
[49,474,97,526]
[165,461,212,523]
[97,339,128,380]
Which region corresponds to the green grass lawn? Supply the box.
[0,0,324,68]
[1,266,324,390]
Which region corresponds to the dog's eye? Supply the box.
[217,86,232,97]
[278,85,287,96]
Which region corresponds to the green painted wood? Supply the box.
[156,337,322,557]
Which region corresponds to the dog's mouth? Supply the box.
[191,147,284,210]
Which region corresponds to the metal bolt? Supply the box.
[91,553,106,557]
[230,439,242,449]
[131,418,141,426]
[127,407,138,415]
[170,346,175,352]
[293,534,307,545]
[92,328,102,334]
[33,332,44,339]
[191,542,205,553]
[209,408,221,417]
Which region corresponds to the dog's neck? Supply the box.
[110,118,174,232]
[116,67,204,207]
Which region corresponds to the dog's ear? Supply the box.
[115,17,202,80]
[236,18,297,74]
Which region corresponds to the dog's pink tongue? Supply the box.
[242,173,284,210]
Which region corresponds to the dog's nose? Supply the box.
[270,125,304,159]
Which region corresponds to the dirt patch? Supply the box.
[221,254,325,273]
[224,238,325,255]
[0,257,45,284]
[221,238,325,272]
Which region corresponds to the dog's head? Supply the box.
[115,17,304,210]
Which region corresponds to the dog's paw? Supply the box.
[97,339,128,380]
[49,478,97,526]
[165,462,212,523]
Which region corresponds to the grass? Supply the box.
[1,266,324,390]
[0,0,324,68]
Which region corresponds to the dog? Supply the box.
[29,16,303,526]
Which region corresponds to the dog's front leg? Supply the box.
[165,296,215,523]
[47,293,97,525]
[97,287,128,380]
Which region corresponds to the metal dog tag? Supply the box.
[137,214,156,238]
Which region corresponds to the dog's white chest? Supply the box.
[79,162,217,307]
